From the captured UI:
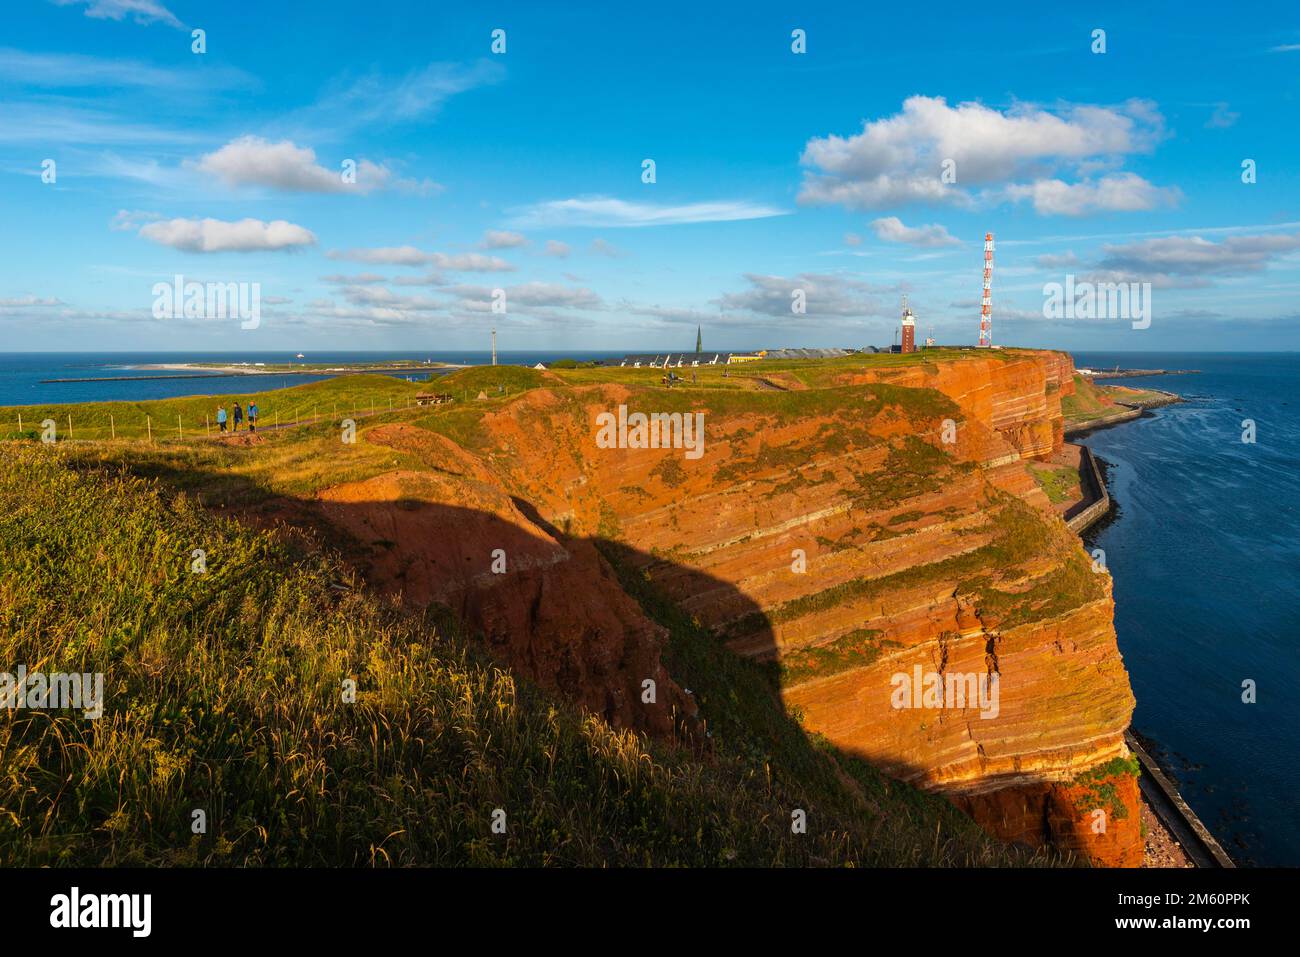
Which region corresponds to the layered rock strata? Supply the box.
[309,350,1141,865]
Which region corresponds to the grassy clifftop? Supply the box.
[0,445,1051,867]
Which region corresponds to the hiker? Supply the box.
[232,402,243,432]
[248,401,258,432]
[216,405,227,432]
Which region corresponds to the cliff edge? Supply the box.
[301,350,1140,866]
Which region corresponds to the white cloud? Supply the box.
[324,247,513,271]
[110,208,161,231]
[327,246,430,266]
[622,301,716,325]
[1205,103,1239,129]
[1097,233,1300,277]
[589,238,625,258]
[0,49,251,90]
[197,136,400,194]
[869,216,960,247]
[391,273,449,287]
[511,196,786,228]
[481,230,528,249]
[1035,251,1079,268]
[1003,173,1179,216]
[53,0,182,28]
[0,295,64,307]
[321,273,388,284]
[340,286,444,311]
[139,217,317,253]
[543,240,571,258]
[283,60,504,138]
[441,282,603,312]
[844,232,862,246]
[799,95,1169,214]
[430,252,513,272]
[0,102,202,145]
[720,273,895,318]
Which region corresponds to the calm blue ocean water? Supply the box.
[4,349,1295,863]
[0,351,626,407]
[1075,352,1300,866]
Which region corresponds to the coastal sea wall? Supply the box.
[301,350,1142,866]
[1067,445,1110,533]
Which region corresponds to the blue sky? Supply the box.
[2,0,1299,353]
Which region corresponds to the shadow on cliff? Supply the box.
[107,456,1077,863]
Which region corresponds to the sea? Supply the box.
[1075,352,1300,867]
[0,351,623,406]
[3,349,1297,865]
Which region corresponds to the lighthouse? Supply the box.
[900,296,917,354]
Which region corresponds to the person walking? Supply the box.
[232,402,243,432]
[216,405,227,432]
[248,401,258,432]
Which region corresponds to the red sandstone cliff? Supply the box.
[303,350,1141,866]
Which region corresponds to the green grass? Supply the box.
[0,374,424,443]
[1070,756,1140,821]
[0,350,1097,867]
[438,365,552,395]
[1061,375,1120,424]
[0,445,1059,867]
[1028,464,1081,505]
[778,628,896,685]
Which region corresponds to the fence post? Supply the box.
[17,413,21,433]
[177,415,182,440]
[110,414,115,440]
[67,414,72,439]
[206,414,210,436]
[147,416,152,442]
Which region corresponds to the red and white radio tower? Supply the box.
[978,232,994,348]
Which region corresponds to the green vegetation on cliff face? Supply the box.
[0,447,1053,867]
[1028,463,1080,505]
[1061,374,1123,426]
[597,540,1057,867]
[1070,756,1141,821]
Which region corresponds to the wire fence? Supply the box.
[4,395,415,444]
[2,387,507,444]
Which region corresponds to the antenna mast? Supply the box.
[978,232,994,348]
